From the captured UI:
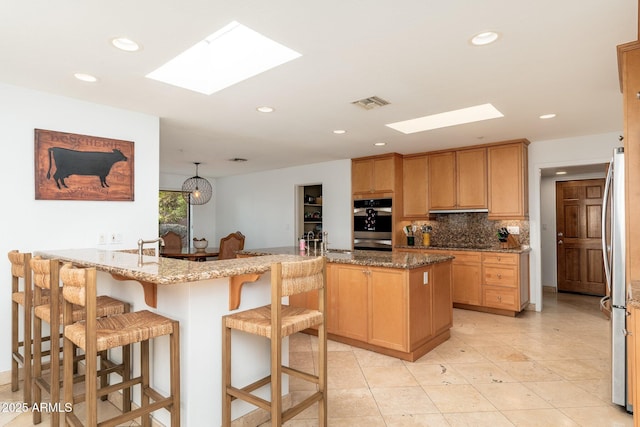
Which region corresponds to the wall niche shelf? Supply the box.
[297,184,323,242]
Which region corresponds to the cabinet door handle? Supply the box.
[497,273,502,279]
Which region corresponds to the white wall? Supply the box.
[215,159,352,250]
[0,82,159,376]
[529,131,620,310]
[159,172,217,246]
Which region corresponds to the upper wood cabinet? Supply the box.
[457,148,488,209]
[487,140,529,219]
[428,152,456,210]
[428,147,487,211]
[402,154,429,217]
[352,153,402,196]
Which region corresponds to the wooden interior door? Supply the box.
[556,179,606,296]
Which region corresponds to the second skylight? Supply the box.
[386,103,504,134]
[146,21,301,95]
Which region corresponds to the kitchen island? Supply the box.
[35,248,306,427]
[238,247,454,362]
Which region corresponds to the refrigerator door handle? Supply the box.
[602,159,613,294]
[600,295,611,314]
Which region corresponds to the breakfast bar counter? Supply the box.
[35,248,306,426]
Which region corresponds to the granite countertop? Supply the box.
[35,248,305,285]
[395,244,531,254]
[238,247,454,269]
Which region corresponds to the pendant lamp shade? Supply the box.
[182,162,212,205]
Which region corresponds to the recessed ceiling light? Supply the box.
[74,73,98,83]
[386,103,504,134]
[471,31,499,46]
[374,142,387,146]
[556,171,567,175]
[256,106,274,113]
[111,37,141,52]
[540,113,557,119]
[146,21,302,95]
[333,129,346,134]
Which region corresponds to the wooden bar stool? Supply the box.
[8,250,37,405]
[30,257,130,426]
[60,264,180,426]
[222,256,327,426]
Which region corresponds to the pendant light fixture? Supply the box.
[182,162,212,205]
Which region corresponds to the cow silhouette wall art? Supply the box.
[35,129,134,201]
[47,147,128,189]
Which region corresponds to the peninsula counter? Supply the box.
[35,248,306,426]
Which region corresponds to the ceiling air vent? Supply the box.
[351,96,390,110]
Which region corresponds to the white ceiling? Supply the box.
[1,1,636,178]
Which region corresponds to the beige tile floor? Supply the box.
[282,291,634,426]
[1,291,634,426]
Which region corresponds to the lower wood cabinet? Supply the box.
[292,261,453,361]
[481,252,529,315]
[451,252,482,306]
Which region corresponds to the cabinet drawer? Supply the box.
[482,253,517,265]
[483,266,517,287]
[451,251,481,264]
[483,285,518,310]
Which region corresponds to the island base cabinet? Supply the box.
[431,261,454,336]
[369,268,408,351]
[325,261,452,362]
[334,265,369,342]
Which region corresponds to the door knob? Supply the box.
[557,232,563,237]
[558,240,563,245]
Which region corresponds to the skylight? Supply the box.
[385,103,504,134]
[146,21,301,95]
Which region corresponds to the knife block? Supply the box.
[499,234,519,249]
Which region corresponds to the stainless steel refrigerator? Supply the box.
[602,146,629,411]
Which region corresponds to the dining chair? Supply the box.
[218,231,245,260]
[161,231,183,253]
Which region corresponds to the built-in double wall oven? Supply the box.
[353,198,393,251]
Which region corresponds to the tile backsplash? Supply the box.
[410,212,529,248]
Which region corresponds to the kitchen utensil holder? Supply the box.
[500,234,519,249]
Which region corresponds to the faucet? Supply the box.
[137,237,165,266]
[322,231,329,254]
[306,231,316,255]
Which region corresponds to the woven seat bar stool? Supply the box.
[30,258,130,426]
[222,256,327,426]
[61,264,180,427]
[8,250,40,405]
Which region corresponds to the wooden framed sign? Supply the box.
[34,129,134,201]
